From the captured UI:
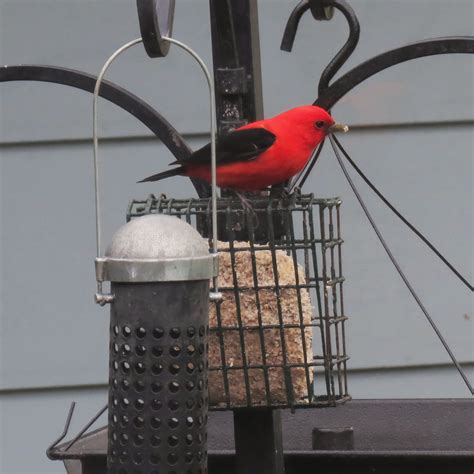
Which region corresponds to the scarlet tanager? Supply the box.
[139,105,348,191]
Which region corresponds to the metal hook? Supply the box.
[280,0,335,52]
[280,1,312,53]
[280,0,360,99]
[317,0,360,96]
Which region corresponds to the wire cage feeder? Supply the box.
[127,191,350,410]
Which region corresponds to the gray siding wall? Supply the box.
[1,1,473,472]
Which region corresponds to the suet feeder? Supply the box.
[127,192,350,410]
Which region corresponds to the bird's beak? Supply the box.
[329,123,349,134]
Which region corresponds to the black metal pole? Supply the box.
[209,0,264,134]
[234,408,285,474]
[208,2,285,473]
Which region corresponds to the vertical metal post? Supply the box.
[209,0,264,135]
[208,2,285,473]
[234,408,285,474]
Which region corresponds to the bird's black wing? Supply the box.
[170,127,276,166]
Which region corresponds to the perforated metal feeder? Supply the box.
[96,214,215,473]
[127,191,350,411]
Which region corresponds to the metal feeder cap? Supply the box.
[96,214,217,283]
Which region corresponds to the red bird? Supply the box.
[139,105,347,191]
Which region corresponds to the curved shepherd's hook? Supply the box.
[281,2,474,109]
[281,0,360,97]
[0,65,211,198]
[315,36,474,109]
[281,1,473,190]
[316,0,360,96]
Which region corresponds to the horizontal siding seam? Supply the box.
[1,119,473,149]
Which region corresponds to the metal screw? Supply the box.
[95,293,115,306]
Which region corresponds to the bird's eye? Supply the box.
[315,120,325,129]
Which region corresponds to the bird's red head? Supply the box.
[277,105,334,133]
[268,105,347,149]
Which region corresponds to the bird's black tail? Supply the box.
[137,167,184,183]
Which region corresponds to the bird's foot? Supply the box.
[235,192,259,230]
[269,182,294,201]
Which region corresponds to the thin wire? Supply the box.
[329,135,473,395]
[162,37,220,298]
[64,403,108,451]
[332,135,473,292]
[46,402,76,459]
[93,37,143,294]
[291,140,325,191]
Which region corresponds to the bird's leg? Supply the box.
[235,191,253,212]
[235,192,259,230]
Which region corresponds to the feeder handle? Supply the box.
[93,37,221,302]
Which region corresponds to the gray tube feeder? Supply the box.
[96,214,216,474]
